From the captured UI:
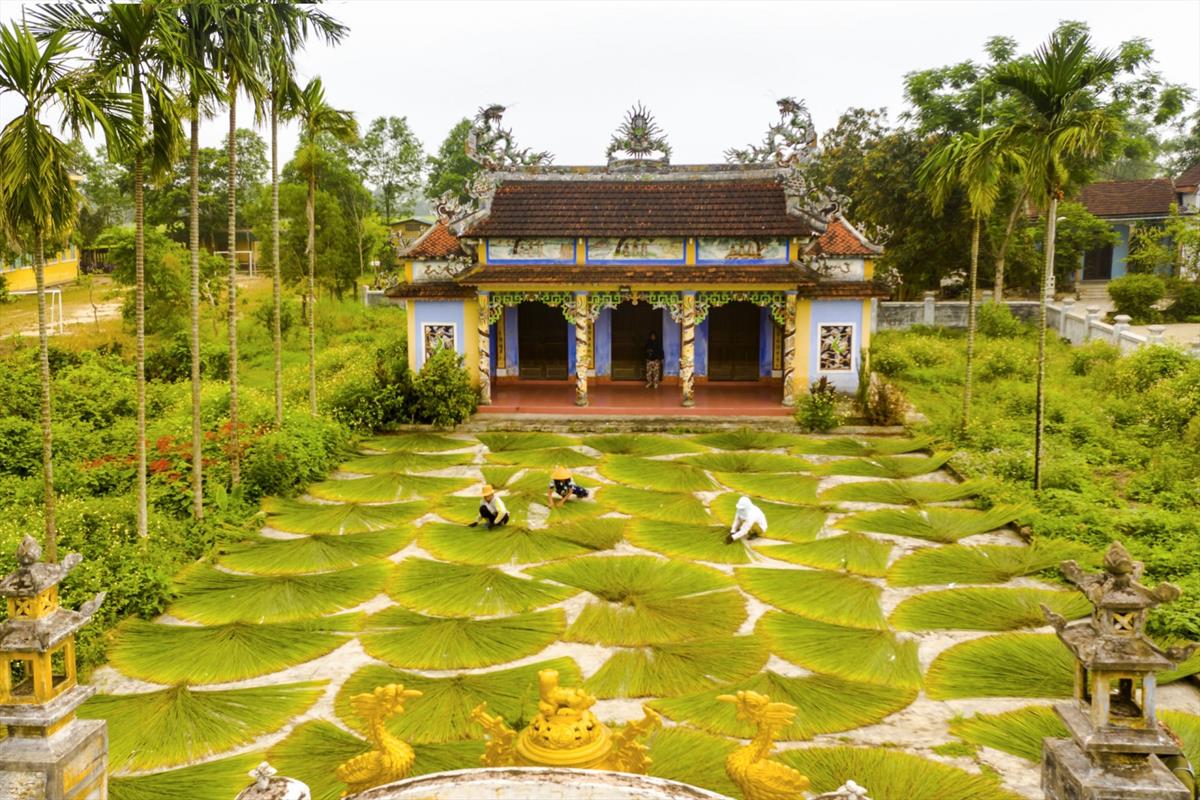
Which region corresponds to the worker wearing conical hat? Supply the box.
[547,465,589,509]
[470,484,510,529]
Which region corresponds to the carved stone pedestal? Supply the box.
[0,716,107,800]
[1043,738,1189,800]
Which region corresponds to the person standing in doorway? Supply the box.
[644,330,664,389]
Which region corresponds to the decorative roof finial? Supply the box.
[607,103,671,166]
[726,96,819,167]
[464,104,553,170]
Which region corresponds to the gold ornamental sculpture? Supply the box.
[336,683,423,796]
[471,668,661,771]
[719,690,812,800]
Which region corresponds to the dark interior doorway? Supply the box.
[707,302,760,381]
[517,302,568,379]
[1083,244,1114,281]
[611,303,663,381]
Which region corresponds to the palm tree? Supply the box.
[162,1,221,520]
[291,77,356,415]
[260,3,347,428]
[213,6,266,487]
[919,132,1023,431]
[0,22,130,559]
[991,32,1121,490]
[33,3,180,538]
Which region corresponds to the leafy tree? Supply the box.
[1026,201,1119,283]
[354,116,424,222]
[1125,222,1173,275]
[69,140,132,247]
[0,21,130,559]
[425,118,477,203]
[1163,109,1200,176]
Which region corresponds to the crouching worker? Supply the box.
[727,495,767,543]
[547,465,589,509]
[470,484,510,529]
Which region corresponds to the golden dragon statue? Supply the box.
[718,690,811,800]
[336,683,423,796]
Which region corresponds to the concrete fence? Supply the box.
[879,291,1200,358]
[362,286,389,307]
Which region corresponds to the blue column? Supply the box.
[505,306,519,372]
[695,318,709,377]
[595,308,612,377]
[663,311,681,376]
[759,307,773,378]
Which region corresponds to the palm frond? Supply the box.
[360,606,564,669]
[307,473,473,503]
[583,433,709,456]
[598,486,712,525]
[627,519,753,565]
[645,727,739,799]
[109,753,264,800]
[758,612,922,689]
[476,431,578,451]
[924,633,1073,699]
[680,451,812,473]
[169,563,388,625]
[360,433,470,452]
[418,520,618,565]
[336,657,582,744]
[1162,710,1200,768]
[694,429,804,450]
[792,436,933,457]
[266,720,485,800]
[598,455,716,492]
[778,747,1024,800]
[108,615,361,684]
[712,472,821,504]
[819,479,981,506]
[387,558,578,615]
[263,498,424,534]
[485,447,597,468]
[837,505,1024,543]
[890,587,1091,631]
[339,450,473,474]
[709,493,827,542]
[651,672,916,740]
[217,529,411,575]
[887,540,1096,587]
[949,705,1067,762]
[737,568,884,629]
[435,493,533,525]
[814,453,951,478]
[530,556,742,645]
[758,534,892,577]
[585,636,769,698]
[80,682,323,772]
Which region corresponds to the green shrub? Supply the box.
[241,414,347,502]
[1166,279,1200,322]
[1115,345,1190,392]
[870,343,911,377]
[862,373,908,426]
[145,332,230,383]
[0,416,40,477]
[1069,340,1120,376]
[796,377,842,432]
[409,347,477,427]
[976,302,1024,338]
[324,360,388,431]
[253,296,297,338]
[1107,273,1166,323]
[977,344,1033,381]
[905,337,957,367]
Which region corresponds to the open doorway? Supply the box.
[516,302,568,379]
[707,302,760,381]
[610,302,663,381]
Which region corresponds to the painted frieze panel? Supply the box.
[696,237,789,264]
[586,237,686,263]
[486,237,576,263]
[818,324,854,371]
[423,323,457,355]
[815,258,867,281]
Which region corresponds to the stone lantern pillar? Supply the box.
[0,536,107,799]
[1041,541,1197,799]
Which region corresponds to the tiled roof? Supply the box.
[401,222,462,259]
[1079,178,1177,218]
[808,217,881,257]
[801,281,891,298]
[464,264,815,286]
[465,180,814,237]
[383,281,475,299]
[1177,163,1200,190]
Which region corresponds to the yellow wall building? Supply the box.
[1,244,80,293]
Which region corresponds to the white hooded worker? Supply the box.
[727,495,767,543]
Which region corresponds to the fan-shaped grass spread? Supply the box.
[645,727,739,799]
[758,612,922,689]
[599,486,712,525]
[887,540,1095,586]
[711,472,820,504]
[925,633,1074,699]
[476,431,578,451]
[949,705,1067,762]
[434,493,533,525]
[338,450,473,475]
[584,636,769,698]
[485,446,597,468]
[1162,710,1200,767]
[651,672,916,739]
[837,505,1024,543]
[680,451,812,474]
[109,754,264,800]
[387,559,578,616]
[737,567,885,629]
[598,455,716,492]
[80,682,324,772]
[694,429,804,450]
[709,493,826,542]
[218,529,411,575]
[107,616,361,684]
[359,433,471,452]
[758,533,892,577]
[419,522,598,565]
[889,587,1092,631]
[583,433,709,456]
[307,474,473,503]
[819,479,980,506]
[360,607,565,669]
[168,563,389,624]
[262,498,423,534]
[814,452,951,478]
[626,519,753,565]
[791,436,933,457]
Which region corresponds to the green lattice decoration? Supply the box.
[587,290,623,321]
[696,291,788,326]
[637,290,684,322]
[485,291,577,324]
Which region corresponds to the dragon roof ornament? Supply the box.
[607,103,671,167]
[465,104,553,170]
[726,97,818,168]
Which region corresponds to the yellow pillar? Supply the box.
[860,298,873,375]
[793,298,812,393]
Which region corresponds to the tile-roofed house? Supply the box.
[1175,162,1200,192]
[1079,178,1177,220]
[384,102,886,410]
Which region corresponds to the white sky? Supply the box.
[3,0,1199,169]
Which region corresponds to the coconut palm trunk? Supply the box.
[34,234,57,560]
[307,163,317,415]
[271,96,283,428]
[963,217,981,431]
[227,83,241,486]
[189,113,203,518]
[134,104,148,539]
[1033,194,1058,491]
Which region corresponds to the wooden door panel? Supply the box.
[517,303,568,380]
[707,302,760,382]
[611,303,662,381]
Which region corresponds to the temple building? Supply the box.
[388,102,886,411]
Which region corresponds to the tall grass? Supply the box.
[387,558,578,616]
[645,727,739,799]
[758,533,892,577]
[889,587,1092,631]
[924,633,1074,699]
[737,567,885,629]
[837,505,1024,543]
[420,519,624,565]
[887,540,1095,586]
[585,636,769,698]
[360,607,564,669]
[758,612,922,689]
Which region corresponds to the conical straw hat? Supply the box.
[551,465,571,481]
